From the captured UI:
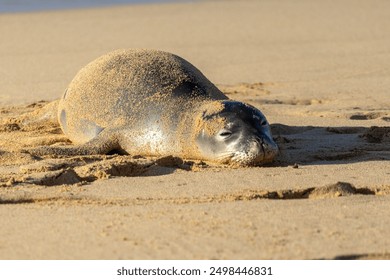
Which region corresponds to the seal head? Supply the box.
[195,100,278,166]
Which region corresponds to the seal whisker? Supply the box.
[215,152,235,161]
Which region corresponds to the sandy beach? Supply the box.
[0,0,389,259]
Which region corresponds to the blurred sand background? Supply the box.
[0,0,389,259]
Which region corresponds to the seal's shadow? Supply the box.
[269,124,390,166]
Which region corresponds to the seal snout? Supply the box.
[229,121,278,166]
[258,136,279,164]
[257,132,279,161]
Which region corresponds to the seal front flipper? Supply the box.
[24,129,122,156]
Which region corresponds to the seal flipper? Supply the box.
[24,129,122,156]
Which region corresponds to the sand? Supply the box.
[0,0,390,259]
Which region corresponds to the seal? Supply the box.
[30,49,278,166]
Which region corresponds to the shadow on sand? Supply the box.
[269,124,390,167]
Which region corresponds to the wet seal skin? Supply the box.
[27,49,278,166]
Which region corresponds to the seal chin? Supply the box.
[227,138,279,166]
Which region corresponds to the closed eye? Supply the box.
[219,131,232,137]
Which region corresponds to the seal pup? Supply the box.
[29,49,278,166]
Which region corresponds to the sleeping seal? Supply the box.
[30,49,278,166]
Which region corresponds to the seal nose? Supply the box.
[262,142,279,161]
[259,135,279,161]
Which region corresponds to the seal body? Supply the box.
[51,49,278,165]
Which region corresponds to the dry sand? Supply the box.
[0,0,390,259]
